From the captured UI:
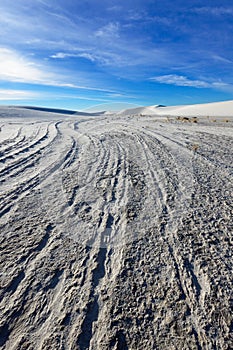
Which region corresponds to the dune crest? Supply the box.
[119,100,233,117]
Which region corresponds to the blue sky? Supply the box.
[1,0,233,110]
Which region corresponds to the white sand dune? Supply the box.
[0,105,232,349]
[119,100,233,117]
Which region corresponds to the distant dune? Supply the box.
[119,100,233,117]
[0,105,106,118]
[2,100,233,118]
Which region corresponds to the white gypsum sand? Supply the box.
[0,103,232,350]
[119,99,233,117]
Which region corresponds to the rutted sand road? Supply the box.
[0,107,232,349]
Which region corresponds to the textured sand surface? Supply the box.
[0,107,232,349]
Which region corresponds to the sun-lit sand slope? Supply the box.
[0,105,232,350]
[119,99,233,117]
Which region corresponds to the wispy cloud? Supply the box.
[1,2,166,71]
[0,2,212,78]
[193,6,233,16]
[126,10,147,21]
[55,83,117,93]
[212,55,233,64]
[0,47,54,84]
[151,75,210,88]
[1,1,233,108]
[0,47,116,93]
[126,10,171,26]
[50,52,96,62]
[95,22,120,39]
[150,74,233,91]
[107,6,122,12]
[0,89,38,100]
[50,49,125,67]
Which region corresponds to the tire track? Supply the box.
[115,126,205,348]
[0,123,46,162]
[0,123,60,182]
[0,111,232,350]
[76,131,132,348]
[0,122,76,218]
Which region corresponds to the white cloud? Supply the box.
[212,55,233,64]
[0,47,115,93]
[107,6,122,12]
[150,74,233,92]
[151,75,210,88]
[50,52,96,62]
[0,89,37,100]
[211,82,231,88]
[54,82,116,93]
[50,49,126,67]
[0,47,55,84]
[50,52,70,59]
[77,53,96,62]
[95,22,120,38]
[126,10,146,21]
[193,7,233,16]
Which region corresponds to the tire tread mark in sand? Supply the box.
[0,152,38,178]
[0,133,51,181]
[89,136,110,185]
[77,213,114,349]
[18,224,53,265]
[111,152,121,202]
[157,132,232,175]
[67,184,80,207]
[35,223,53,252]
[111,139,129,231]
[0,224,53,347]
[147,133,196,290]
[0,124,49,164]
[0,125,74,217]
[159,205,186,301]
[2,224,52,292]
[0,174,41,217]
[79,250,91,288]
[95,138,122,244]
[73,135,109,199]
[97,139,122,203]
[43,268,64,292]
[184,259,202,300]
[0,123,59,180]
[1,157,39,183]
[134,132,164,203]
[0,126,22,149]
[0,270,25,297]
[0,284,33,347]
[77,247,107,350]
[109,330,129,350]
[0,124,41,158]
[66,137,110,207]
[192,327,202,350]
[0,135,25,160]
[0,324,10,347]
[149,129,233,179]
[136,131,191,305]
[150,136,203,347]
[62,137,78,169]
[160,206,202,350]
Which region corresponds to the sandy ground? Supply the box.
[0,107,232,350]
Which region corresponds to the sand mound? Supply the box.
[120,100,233,117]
